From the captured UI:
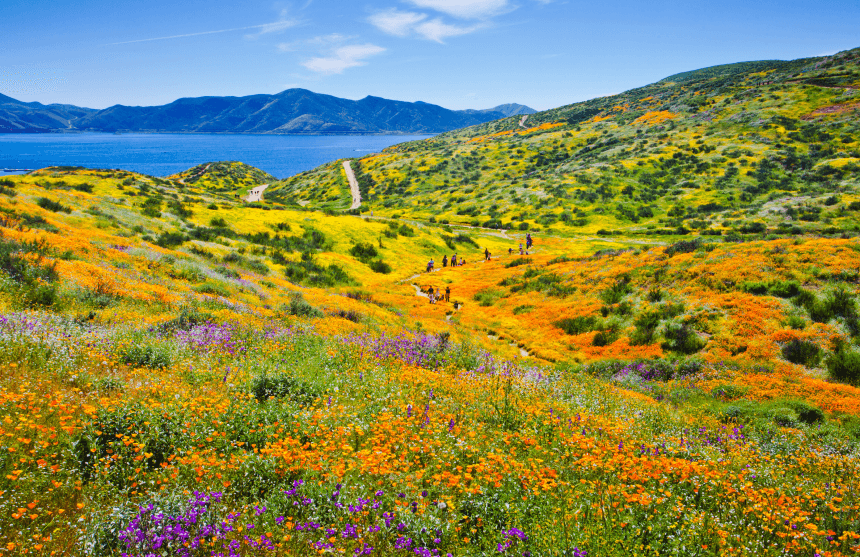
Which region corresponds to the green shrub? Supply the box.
[349,242,378,262]
[155,231,187,248]
[781,339,822,367]
[249,373,321,404]
[665,238,700,256]
[369,259,392,274]
[601,276,632,304]
[36,197,72,213]
[288,293,323,318]
[554,316,598,335]
[768,407,799,428]
[786,400,825,424]
[662,323,705,354]
[505,257,531,268]
[119,343,171,369]
[630,310,660,345]
[827,346,860,385]
[473,288,504,307]
[592,330,619,346]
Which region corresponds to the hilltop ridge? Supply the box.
[273,48,860,240]
[0,88,535,135]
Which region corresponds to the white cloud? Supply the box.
[414,18,482,42]
[369,9,427,36]
[302,44,386,75]
[245,10,299,39]
[404,0,508,19]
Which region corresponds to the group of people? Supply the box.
[423,234,535,305]
[426,254,467,272]
[426,285,450,304]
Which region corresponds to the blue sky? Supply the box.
[2,0,858,111]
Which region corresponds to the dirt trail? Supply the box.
[518,115,528,129]
[177,163,211,186]
[245,184,268,202]
[343,161,361,210]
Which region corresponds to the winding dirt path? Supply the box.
[518,115,529,129]
[343,160,361,210]
[245,183,268,202]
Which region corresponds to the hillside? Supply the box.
[4,165,860,555]
[0,89,534,135]
[0,93,97,133]
[273,48,860,238]
[168,161,276,196]
[5,49,860,557]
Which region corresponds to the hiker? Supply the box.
[426,260,432,273]
[442,255,448,268]
[508,247,513,255]
[445,286,450,302]
[519,243,524,255]
[484,248,490,261]
[428,286,435,304]
[526,233,533,249]
[451,254,457,267]
[430,258,435,271]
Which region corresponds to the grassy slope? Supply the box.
[3,50,860,557]
[272,48,860,238]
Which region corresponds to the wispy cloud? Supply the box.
[302,44,386,75]
[369,9,484,42]
[414,18,483,42]
[405,0,508,19]
[277,33,354,53]
[109,18,298,45]
[369,9,427,37]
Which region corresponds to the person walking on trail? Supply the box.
[426,260,432,273]
[451,254,457,267]
[519,243,524,255]
[508,247,513,255]
[442,255,448,268]
[484,248,490,261]
[445,286,450,302]
[526,233,533,249]
[428,286,435,304]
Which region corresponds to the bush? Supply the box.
[662,323,705,354]
[787,400,825,424]
[155,231,187,248]
[36,197,72,213]
[349,242,378,262]
[601,276,632,304]
[249,373,321,404]
[330,309,362,323]
[665,238,700,256]
[555,316,598,335]
[630,310,660,345]
[781,339,822,367]
[505,257,531,268]
[369,259,392,274]
[119,343,171,369]
[827,346,860,385]
[768,407,799,428]
[288,293,323,318]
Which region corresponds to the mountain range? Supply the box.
[0,90,535,135]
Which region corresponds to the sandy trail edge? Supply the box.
[343,161,362,210]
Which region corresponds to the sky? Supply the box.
[1,0,858,112]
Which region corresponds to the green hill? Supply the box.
[270,48,860,238]
[169,161,276,197]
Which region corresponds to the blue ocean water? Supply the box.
[0,133,431,178]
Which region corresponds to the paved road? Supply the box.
[245,183,268,202]
[343,160,361,210]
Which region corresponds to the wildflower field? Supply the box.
[3,46,860,557]
[3,160,860,557]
